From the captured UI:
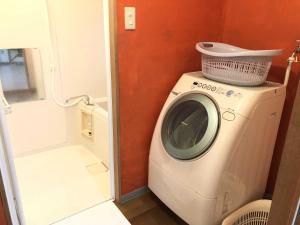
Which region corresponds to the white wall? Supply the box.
[47,0,107,99]
[0,0,67,156]
[47,0,109,147]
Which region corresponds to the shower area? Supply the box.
[13,102,112,225]
[0,0,114,225]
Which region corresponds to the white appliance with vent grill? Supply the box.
[148,71,286,225]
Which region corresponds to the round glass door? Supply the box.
[161,93,219,160]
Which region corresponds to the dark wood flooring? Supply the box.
[115,192,188,225]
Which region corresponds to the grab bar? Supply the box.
[65,95,93,105]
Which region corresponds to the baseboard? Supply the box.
[120,186,150,203]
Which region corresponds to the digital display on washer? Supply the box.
[192,82,217,92]
[191,81,242,98]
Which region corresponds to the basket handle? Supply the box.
[201,43,214,48]
[196,42,283,57]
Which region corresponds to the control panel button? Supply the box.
[234,92,243,98]
[222,111,236,121]
[190,81,240,97]
[226,90,234,97]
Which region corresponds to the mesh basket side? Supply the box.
[201,55,272,86]
[232,211,269,225]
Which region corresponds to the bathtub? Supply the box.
[79,100,109,166]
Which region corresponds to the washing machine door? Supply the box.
[161,93,219,160]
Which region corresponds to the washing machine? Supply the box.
[148,71,286,225]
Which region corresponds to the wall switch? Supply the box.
[125,7,136,30]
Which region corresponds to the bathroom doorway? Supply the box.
[0,0,119,225]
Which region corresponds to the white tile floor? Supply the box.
[52,201,130,225]
[14,145,111,225]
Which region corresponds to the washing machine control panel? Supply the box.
[192,81,217,92]
[191,81,243,98]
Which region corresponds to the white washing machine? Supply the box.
[148,71,286,225]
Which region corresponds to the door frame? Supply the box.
[108,0,121,202]
[0,171,12,225]
[0,102,24,225]
[267,83,300,225]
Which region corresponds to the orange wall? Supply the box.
[220,0,300,194]
[117,0,224,194]
[0,197,7,225]
[117,0,300,195]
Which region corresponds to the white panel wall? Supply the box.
[0,0,67,156]
[47,0,108,148]
[47,0,107,99]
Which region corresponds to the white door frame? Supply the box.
[103,0,116,201]
[0,101,24,225]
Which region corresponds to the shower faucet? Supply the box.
[284,40,300,87]
[292,40,300,62]
[65,95,93,105]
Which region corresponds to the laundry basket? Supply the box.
[222,200,272,225]
[196,42,282,86]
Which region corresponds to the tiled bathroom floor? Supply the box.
[14,145,111,225]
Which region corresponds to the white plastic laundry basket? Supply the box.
[196,42,282,86]
[222,200,272,225]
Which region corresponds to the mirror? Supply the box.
[0,48,45,104]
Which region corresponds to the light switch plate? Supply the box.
[124,7,136,30]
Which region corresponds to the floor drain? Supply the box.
[86,162,108,174]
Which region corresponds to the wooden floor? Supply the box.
[115,192,187,225]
